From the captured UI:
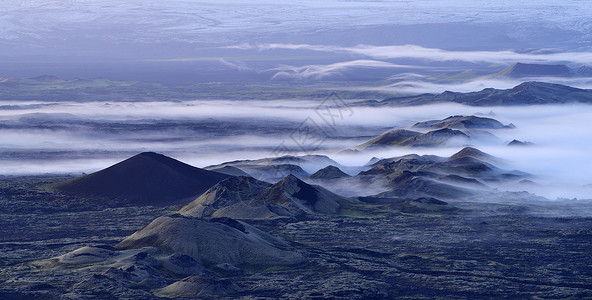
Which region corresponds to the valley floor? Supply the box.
[1,176,592,299]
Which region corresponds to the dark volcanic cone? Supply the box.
[50,152,230,206]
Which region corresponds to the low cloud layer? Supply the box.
[232,43,592,65]
[268,60,421,80]
[353,76,592,95]
[1,99,590,200]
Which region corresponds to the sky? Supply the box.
[1,0,592,82]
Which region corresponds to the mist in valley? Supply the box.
[2,1,592,299]
[1,97,590,200]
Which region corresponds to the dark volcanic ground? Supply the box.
[1,176,592,299]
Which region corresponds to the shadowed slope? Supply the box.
[206,166,251,177]
[181,174,353,219]
[309,165,351,180]
[116,214,306,268]
[50,152,230,206]
[354,129,421,150]
[353,128,469,150]
[448,146,499,163]
[377,171,474,199]
[259,174,349,216]
[398,128,470,147]
[179,176,272,219]
[358,82,592,106]
[412,115,513,130]
[507,139,534,147]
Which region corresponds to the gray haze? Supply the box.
[1,99,590,199]
[1,1,591,200]
[2,0,592,83]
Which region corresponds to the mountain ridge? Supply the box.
[356,82,592,106]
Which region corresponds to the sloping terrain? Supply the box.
[117,214,306,268]
[357,82,592,106]
[492,63,572,78]
[398,128,470,147]
[309,165,351,180]
[353,128,469,150]
[412,115,513,130]
[207,166,252,177]
[258,175,350,217]
[330,147,528,201]
[447,146,501,164]
[205,155,346,181]
[2,145,592,299]
[181,174,354,220]
[49,152,230,206]
[352,114,518,151]
[179,176,274,219]
[354,129,422,149]
[4,175,592,299]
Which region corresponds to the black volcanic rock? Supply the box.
[358,82,592,106]
[309,165,351,180]
[50,152,231,206]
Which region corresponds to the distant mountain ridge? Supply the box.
[493,63,572,78]
[357,82,592,106]
[429,63,592,84]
